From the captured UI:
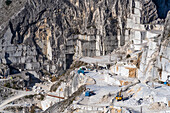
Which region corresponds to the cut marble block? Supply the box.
[133,16,141,24]
[133,39,141,44]
[133,24,145,30]
[134,44,143,50]
[148,41,157,50]
[135,1,142,10]
[147,49,155,58]
[146,31,160,39]
[134,8,141,17]
[127,18,133,28]
[134,30,142,40]
[125,29,129,36]
[161,71,170,81]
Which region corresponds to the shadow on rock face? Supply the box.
[26,72,41,87]
[9,66,20,75]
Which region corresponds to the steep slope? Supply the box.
[0,0,165,76]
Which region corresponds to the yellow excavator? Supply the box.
[159,76,170,86]
[166,76,170,86]
[115,90,123,101]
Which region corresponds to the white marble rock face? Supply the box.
[0,0,170,112]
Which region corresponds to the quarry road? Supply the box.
[0,78,10,82]
[0,91,35,109]
[74,69,140,111]
[77,71,121,106]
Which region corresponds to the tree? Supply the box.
[5,0,12,6]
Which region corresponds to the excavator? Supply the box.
[165,76,170,86]
[115,90,123,101]
[158,76,170,86]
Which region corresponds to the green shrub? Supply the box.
[30,105,35,113]
[5,0,12,6]
[17,107,23,111]
[4,82,11,88]
[126,54,131,59]
[39,94,45,100]
[25,95,34,99]
[51,76,57,82]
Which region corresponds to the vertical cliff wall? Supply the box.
[141,0,158,24]
[0,0,164,76]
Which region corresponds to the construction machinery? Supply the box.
[166,76,170,86]
[158,76,170,86]
[78,70,85,75]
[115,90,123,101]
[85,88,95,97]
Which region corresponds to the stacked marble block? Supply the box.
[132,1,142,24]
[126,0,144,28]
[0,45,40,70]
[155,42,170,81]
[0,29,40,72]
[67,34,118,58]
[147,41,170,82]
[126,1,163,51]
[138,30,169,81]
[145,31,160,63]
[126,0,146,51]
[136,31,161,79]
[125,0,168,81]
